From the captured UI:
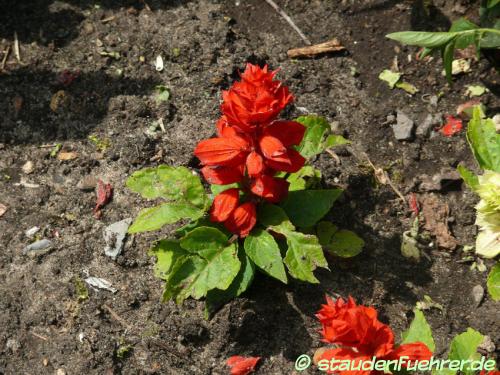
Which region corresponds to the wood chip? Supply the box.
[420,194,458,250]
[287,38,345,58]
[57,151,78,161]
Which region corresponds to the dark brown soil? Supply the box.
[0,1,498,374]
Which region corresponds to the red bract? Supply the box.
[226,355,261,375]
[94,179,113,219]
[194,63,306,237]
[441,115,463,136]
[316,296,432,375]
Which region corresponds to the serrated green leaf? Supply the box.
[457,165,479,191]
[281,189,343,228]
[447,328,484,375]
[258,204,295,232]
[287,166,322,191]
[163,242,240,304]
[128,202,204,233]
[284,231,329,283]
[386,31,456,48]
[244,229,287,283]
[316,221,338,247]
[295,115,331,159]
[205,250,255,318]
[324,134,351,148]
[467,107,500,172]
[326,229,364,258]
[180,227,229,259]
[126,165,207,208]
[487,262,500,301]
[149,240,188,280]
[379,69,402,89]
[401,309,435,352]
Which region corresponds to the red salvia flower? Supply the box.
[226,355,261,375]
[316,295,432,375]
[194,63,306,237]
[440,115,463,136]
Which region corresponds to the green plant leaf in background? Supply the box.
[386,31,456,48]
[287,166,322,191]
[295,115,332,159]
[211,183,239,196]
[149,239,188,280]
[316,221,338,246]
[128,202,205,233]
[244,229,287,283]
[281,189,343,228]
[457,165,479,191]
[466,107,500,173]
[401,309,436,352]
[324,134,351,148]
[180,227,229,258]
[258,204,295,233]
[155,85,170,103]
[446,328,484,375]
[325,229,364,258]
[487,262,500,301]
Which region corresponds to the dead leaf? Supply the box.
[0,203,7,217]
[50,90,67,112]
[287,38,345,58]
[57,151,78,161]
[94,179,113,219]
[420,194,458,250]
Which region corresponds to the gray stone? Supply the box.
[392,111,414,141]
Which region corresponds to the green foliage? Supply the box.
[379,69,402,88]
[457,165,479,191]
[444,328,484,375]
[286,166,322,191]
[401,309,436,352]
[466,107,500,173]
[155,85,170,103]
[487,262,500,301]
[315,221,364,258]
[281,189,343,228]
[74,277,89,302]
[387,16,500,82]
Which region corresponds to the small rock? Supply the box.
[104,218,132,260]
[56,369,66,375]
[419,168,462,192]
[22,160,34,174]
[85,276,117,293]
[392,111,414,141]
[77,175,98,191]
[25,226,40,238]
[479,335,496,353]
[6,338,21,353]
[24,239,53,254]
[416,113,441,137]
[471,285,484,306]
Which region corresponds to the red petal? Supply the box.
[258,135,290,164]
[264,121,306,146]
[250,175,289,203]
[246,151,265,177]
[440,115,462,137]
[94,179,113,218]
[316,347,371,375]
[195,136,249,166]
[224,202,257,237]
[265,148,305,173]
[216,116,238,138]
[226,355,261,375]
[210,188,239,222]
[201,166,243,185]
[387,342,433,363]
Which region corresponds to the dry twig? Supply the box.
[287,38,345,58]
[103,304,133,330]
[264,0,311,45]
[1,46,10,70]
[13,32,20,62]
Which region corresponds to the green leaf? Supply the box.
[295,115,331,159]
[395,81,419,95]
[244,229,287,283]
[284,231,329,283]
[163,242,241,304]
[128,202,205,233]
[443,39,456,83]
[149,240,188,280]
[446,328,484,375]
[487,262,500,301]
[379,69,402,89]
[326,229,364,258]
[211,183,239,196]
[287,166,322,191]
[480,29,500,48]
[258,204,295,232]
[449,18,478,33]
[457,165,479,191]
[281,189,343,228]
[205,251,255,318]
[401,309,435,352]
[324,134,351,148]
[386,31,456,48]
[467,107,500,172]
[126,165,207,208]
[180,227,229,259]
[465,85,488,97]
[316,221,338,246]
[155,85,170,103]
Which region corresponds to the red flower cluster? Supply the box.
[316,296,432,375]
[194,64,306,237]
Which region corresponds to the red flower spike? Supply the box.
[194,136,249,166]
[387,342,433,364]
[265,148,305,173]
[441,115,463,136]
[258,135,291,164]
[201,166,243,185]
[216,116,238,138]
[226,355,261,375]
[224,202,257,237]
[210,188,240,222]
[263,120,306,147]
[240,63,276,85]
[250,175,289,203]
[246,151,265,177]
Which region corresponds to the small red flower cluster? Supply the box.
[194,64,306,237]
[316,296,432,375]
